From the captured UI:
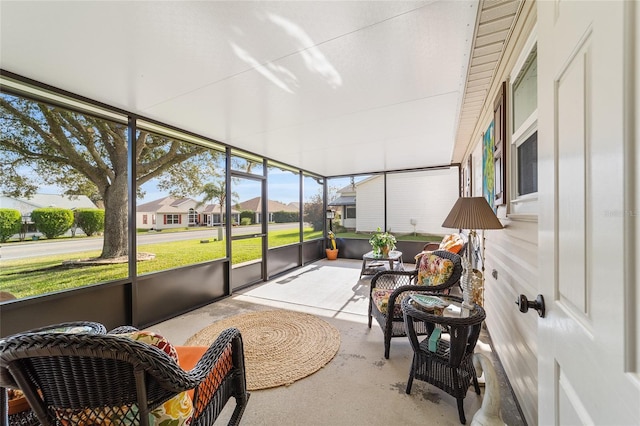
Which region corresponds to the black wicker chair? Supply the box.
[0,326,249,426]
[368,250,462,359]
[402,295,486,424]
[1,321,107,426]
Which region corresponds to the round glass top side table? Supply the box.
[402,294,486,424]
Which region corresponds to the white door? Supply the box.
[538,1,639,425]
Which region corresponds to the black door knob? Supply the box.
[516,294,545,318]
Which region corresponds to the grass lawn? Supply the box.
[0,228,439,299]
[1,228,322,299]
[335,231,444,242]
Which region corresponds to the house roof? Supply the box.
[236,197,260,212]
[201,204,241,214]
[201,204,221,214]
[329,196,356,206]
[137,196,190,213]
[0,194,97,212]
[337,184,356,195]
[136,196,274,214]
[236,197,299,213]
[270,200,299,213]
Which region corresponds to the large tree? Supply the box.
[303,191,325,231]
[0,93,220,258]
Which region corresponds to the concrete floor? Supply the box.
[154,258,525,426]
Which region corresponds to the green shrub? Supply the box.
[31,208,74,239]
[240,210,254,225]
[0,209,22,242]
[272,211,299,223]
[333,223,347,233]
[75,208,105,236]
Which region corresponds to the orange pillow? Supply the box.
[439,234,464,254]
[175,346,209,400]
[175,345,233,418]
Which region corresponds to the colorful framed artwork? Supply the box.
[482,121,495,210]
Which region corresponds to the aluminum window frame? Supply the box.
[509,28,539,215]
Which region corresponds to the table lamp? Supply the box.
[442,197,503,307]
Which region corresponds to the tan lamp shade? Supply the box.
[442,197,504,230]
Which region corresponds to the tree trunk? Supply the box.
[100,174,128,259]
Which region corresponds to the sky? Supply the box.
[2,91,367,207]
[17,166,369,206]
[138,171,370,205]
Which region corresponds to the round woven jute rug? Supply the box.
[184,310,341,391]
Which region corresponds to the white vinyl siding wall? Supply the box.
[386,168,459,235]
[355,177,385,233]
[136,212,154,229]
[484,219,538,424]
[465,1,538,424]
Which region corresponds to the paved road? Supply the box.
[0,223,301,260]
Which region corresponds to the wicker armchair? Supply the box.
[1,321,107,426]
[0,326,249,426]
[368,250,462,358]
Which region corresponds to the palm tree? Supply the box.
[197,180,238,225]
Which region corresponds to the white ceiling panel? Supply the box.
[1,0,486,177]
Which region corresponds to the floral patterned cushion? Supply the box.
[52,330,194,426]
[414,250,433,261]
[372,288,411,317]
[123,331,193,425]
[122,330,180,361]
[417,253,454,286]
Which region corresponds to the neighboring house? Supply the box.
[236,197,299,223]
[136,196,240,229]
[382,168,459,236]
[328,184,357,230]
[0,194,98,220]
[333,169,458,235]
[136,196,196,230]
[0,193,99,237]
[353,176,386,233]
[199,203,237,227]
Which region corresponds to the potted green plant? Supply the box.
[369,227,397,257]
[326,231,338,260]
